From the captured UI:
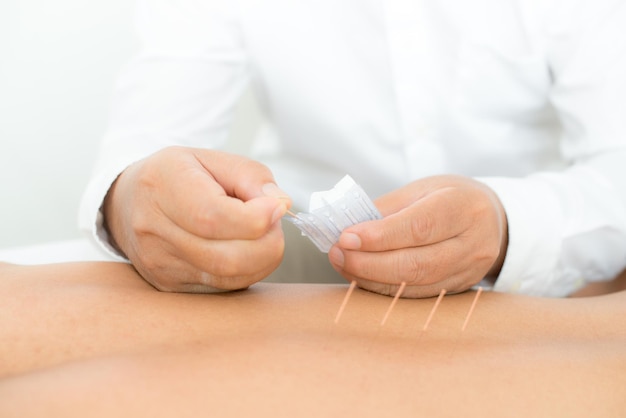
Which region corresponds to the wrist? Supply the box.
[486,189,509,279]
[101,176,126,258]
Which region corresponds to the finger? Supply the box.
[134,252,267,292]
[330,236,490,287]
[163,188,287,240]
[350,276,476,299]
[329,253,482,299]
[339,187,469,252]
[160,217,286,280]
[191,148,291,202]
[372,175,471,217]
[374,185,432,218]
[155,152,289,240]
[157,252,278,292]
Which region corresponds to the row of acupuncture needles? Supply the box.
[334,280,484,333]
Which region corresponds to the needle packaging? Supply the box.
[286,175,382,252]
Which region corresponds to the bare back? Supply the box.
[0,262,624,417]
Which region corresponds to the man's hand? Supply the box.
[103,146,291,292]
[328,175,508,298]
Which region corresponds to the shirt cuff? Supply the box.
[476,176,574,297]
[78,157,138,262]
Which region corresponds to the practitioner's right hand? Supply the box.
[102,146,291,293]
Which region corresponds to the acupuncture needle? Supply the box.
[363,282,407,358]
[334,280,357,324]
[380,282,407,326]
[461,287,483,331]
[447,287,484,360]
[422,288,447,331]
[273,195,298,218]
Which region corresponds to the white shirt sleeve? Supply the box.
[78,0,249,256]
[78,0,626,298]
[480,0,626,296]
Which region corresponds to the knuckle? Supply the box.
[409,214,434,243]
[403,255,429,285]
[209,255,241,278]
[129,210,153,236]
[207,242,283,279]
[230,157,270,182]
[239,158,271,177]
[247,216,271,238]
[134,157,162,191]
[135,261,177,292]
[401,249,449,286]
[190,210,220,236]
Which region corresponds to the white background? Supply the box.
[0,1,259,249]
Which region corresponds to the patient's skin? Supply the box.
[0,262,625,417]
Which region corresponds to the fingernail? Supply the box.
[262,183,289,199]
[271,203,287,224]
[340,233,361,250]
[329,247,345,269]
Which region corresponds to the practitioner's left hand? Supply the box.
[328,175,508,298]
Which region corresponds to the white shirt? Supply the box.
[79,0,626,297]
